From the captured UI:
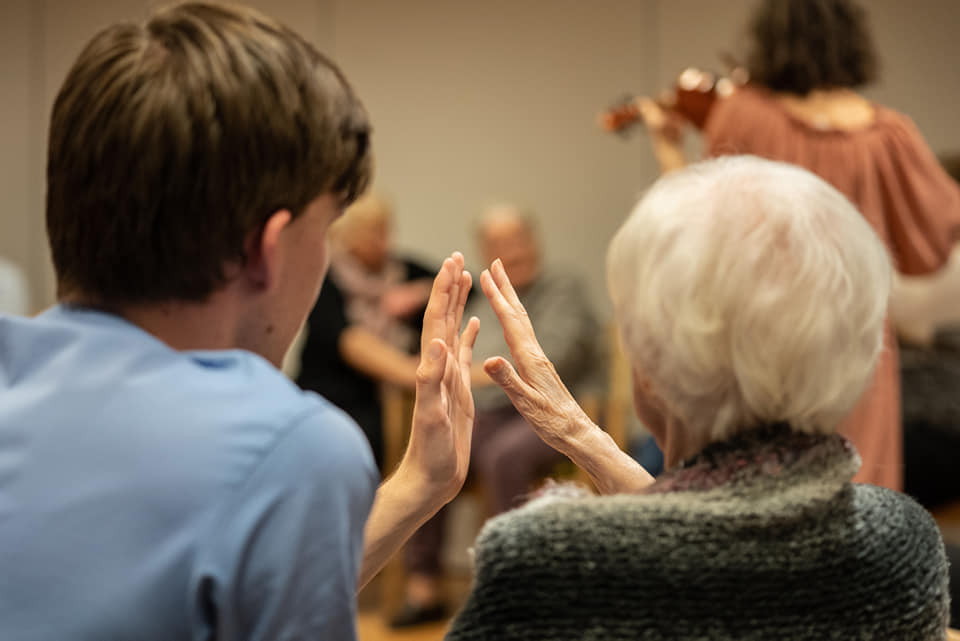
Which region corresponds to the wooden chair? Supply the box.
[377,384,417,619]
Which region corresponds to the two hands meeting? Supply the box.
[361,251,652,589]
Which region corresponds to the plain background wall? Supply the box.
[2,0,960,316]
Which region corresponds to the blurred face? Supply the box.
[480,216,540,291]
[345,215,391,272]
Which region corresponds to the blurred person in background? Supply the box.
[892,156,960,572]
[636,0,960,490]
[296,193,434,469]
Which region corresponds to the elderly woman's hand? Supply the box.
[480,260,655,494]
[479,260,593,451]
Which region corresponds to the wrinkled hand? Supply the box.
[403,253,479,503]
[479,259,593,453]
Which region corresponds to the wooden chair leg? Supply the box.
[378,386,414,619]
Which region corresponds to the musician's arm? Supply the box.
[635,97,687,174]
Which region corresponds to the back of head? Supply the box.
[746,0,877,95]
[607,156,891,442]
[46,2,371,305]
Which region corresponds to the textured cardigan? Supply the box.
[446,425,950,640]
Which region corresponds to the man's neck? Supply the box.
[65,290,245,354]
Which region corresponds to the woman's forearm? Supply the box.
[558,415,655,495]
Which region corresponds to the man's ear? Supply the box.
[244,210,293,291]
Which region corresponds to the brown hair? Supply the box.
[746,0,877,96]
[46,2,371,304]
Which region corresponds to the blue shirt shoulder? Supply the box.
[0,306,378,641]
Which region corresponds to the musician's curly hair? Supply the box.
[746,0,877,96]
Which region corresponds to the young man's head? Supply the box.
[46,2,371,361]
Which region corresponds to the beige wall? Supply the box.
[2,0,959,315]
[335,0,658,313]
[0,0,44,309]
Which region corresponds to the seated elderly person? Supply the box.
[447,156,950,640]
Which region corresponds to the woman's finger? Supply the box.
[480,269,542,357]
[490,259,526,315]
[483,356,536,407]
[480,269,520,327]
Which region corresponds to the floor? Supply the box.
[357,572,472,641]
[357,613,449,641]
[356,492,481,641]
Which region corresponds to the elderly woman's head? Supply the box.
[607,156,890,464]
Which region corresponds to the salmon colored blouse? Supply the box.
[704,86,960,490]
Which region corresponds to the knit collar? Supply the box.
[644,423,861,498]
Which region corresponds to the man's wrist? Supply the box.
[390,456,456,517]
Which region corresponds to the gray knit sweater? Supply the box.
[446,425,950,640]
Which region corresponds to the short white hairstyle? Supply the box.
[606,156,891,441]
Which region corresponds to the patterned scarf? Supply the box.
[328,249,416,352]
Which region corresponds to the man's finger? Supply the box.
[421,257,455,355]
[446,273,461,347]
[452,271,471,339]
[444,253,466,346]
[459,316,480,371]
[416,338,448,396]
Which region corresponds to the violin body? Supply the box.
[600,66,748,135]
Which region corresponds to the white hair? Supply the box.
[606,156,891,441]
[474,203,538,241]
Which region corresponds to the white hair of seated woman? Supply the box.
[606,156,892,451]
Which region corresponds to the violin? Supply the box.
[599,63,749,136]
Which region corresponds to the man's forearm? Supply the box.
[357,465,446,591]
